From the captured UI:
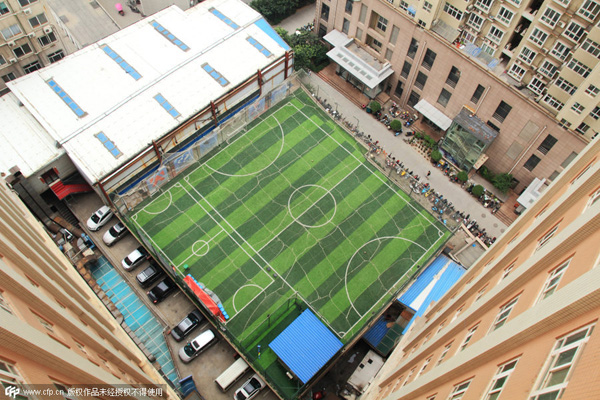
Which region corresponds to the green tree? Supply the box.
[251,0,299,24]
[430,150,442,163]
[390,119,403,133]
[276,28,329,72]
[369,101,381,113]
[457,171,468,183]
[492,173,513,193]
[471,185,484,198]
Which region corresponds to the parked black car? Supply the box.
[171,310,204,341]
[147,277,177,304]
[136,261,163,288]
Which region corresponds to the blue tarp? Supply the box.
[363,317,389,348]
[398,255,466,333]
[269,309,342,384]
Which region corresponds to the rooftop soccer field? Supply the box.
[130,90,450,345]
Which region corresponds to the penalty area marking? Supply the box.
[287,184,337,229]
[232,284,263,313]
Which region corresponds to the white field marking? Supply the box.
[341,229,448,339]
[174,228,225,270]
[177,184,274,322]
[138,187,173,215]
[232,284,263,313]
[131,214,177,271]
[344,237,426,317]
[287,184,337,229]
[204,116,285,177]
[288,102,444,237]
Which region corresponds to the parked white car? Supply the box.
[233,374,265,400]
[86,205,113,231]
[121,246,148,271]
[102,222,128,246]
[178,330,217,363]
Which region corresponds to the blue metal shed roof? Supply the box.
[363,317,389,348]
[399,255,451,307]
[269,309,343,384]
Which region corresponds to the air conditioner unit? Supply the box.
[43,26,53,34]
[488,15,495,20]
[9,58,17,63]
[466,4,473,10]
[8,41,16,47]
[23,8,31,15]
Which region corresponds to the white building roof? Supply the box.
[0,93,64,178]
[6,0,289,184]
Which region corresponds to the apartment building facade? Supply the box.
[316,0,598,190]
[358,135,600,399]
[0,179,178,398]
[0,0,77,93]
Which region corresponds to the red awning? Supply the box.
[184,275,226,322]
[49,180,93,200]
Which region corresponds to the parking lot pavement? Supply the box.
[275,3,316,33]
[67,192,278,400]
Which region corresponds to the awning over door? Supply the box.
[414,100,453,130]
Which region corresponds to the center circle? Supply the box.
[288,185,336,228]
[192,240,210,256]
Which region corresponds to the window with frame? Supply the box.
[345,0,353,14]
[320,3,329,21]
[487,26,505,44]
[28,13,47,28]
[528,77,546,95]
[587,187,600,209]
[448,380,471,400]
[577,0,600,20]
[437,320,447,335]
[540,7,562,27]
[37,31,57,46]
[13,43,32,58]
[23,61,41,74]
[576,122,590,134]
[475,285,488,301]
[401,61,412,78]
[342,18,350,34]
[437,88,452,107]
[506,0,521,6]
[481,43,496,56]
[19,0,38,5]
[537,259,570,302]
[590,106,600,120]
[0,360,32,400]
[451,305,464,323]
[356,27,363,40]
[390,25,400,44]
[555,77,577,95]
[407,38,419,59]
[377,15,389,32]
[423,1,433,12]
[501,263,515,280]
[467,13,485,30]
[524,154,541,171]
[1,24,22,40]
[437,342,453,365]
[1,73,17,83]
[538,135,557,155]
[0,2,10,15]
[484,358,519,400]
[0,55,5,66]
[567,58,591,77]
[571,102,584,114]
[490,296,519,331]
[562,152,578,168]
[558,118,572,129]
[48,50,64,63]
[493,101,512,122]
[555,0,571,5]
[444,2,464,20]
[385,48,393,61]
[538,60,558,79]
[403,368,416,386]
[475,0,493,13]
[415,71,428,90]
[537,224,559,251]
[563,21,586,43]
[0,291,12,314]
[359,4,367,23]
[446,66,460,88]
[543,94,564,110]
[529,28,549,47]
[36,315,55,333]
[471,84,485,103]
[519,46,537,64]
[497,6,515,25]
[400,0,409,11]
[422,49,437,70]
[394,80,403,97]
[548,170,560,181]
[529,324,594,400]
[459,324,478,351]
[550,41,570,60]
[418,356,433,377]
[408,90,420,107]
[582,38,600,58]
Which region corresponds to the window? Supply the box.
[538,135,557,155]
[437,342,453,365]
[401,61,411,78]
[403,368,416,386]
[481,42,496,56]
[423,1,433,11]
[367,36,383,51]
[385,48,393,61]
[497,6,514,25]
[578,0,600,20]
[0,291,12,314]
[548,171,560,181]
[446,66,460,88]
[359,4,367,23]
[1,24,22,40]
[1,73,17,83]
[475,285,488,301]
[475,0,493,12]
[437,320,447,335]
[459,324,478,351]
[36,315,55,333]
[528,77,545,95]
[471,84,485,103]
[437,89,452,107]
[529,27,549,46]
[422,49,436,70]
[537,224,559,251]
[13,43,32,58]
[415,71,428,90]
[0,55,5,66]
[448,380,471,400]
[590,106,600,120]
[19,0,39,5]
[559,119,572,129]
[48,50,64,63]
[28,13,47,28]
[0,2,10,15]
[571,102,584,114]
[444,2,464,20]
[0,361,31,400]
[451,305,464,323]
[529,324,594,400]
[355,27,363,40]
[376,15,388,32]
[490,296,519,331]
[342,18,350,34]
[563,21,586,43]
[320,4,329,21]
[408,90,420,107]
[407,38,419,59]
[538,60,558,79]
[395,80,404,97]
[37,31,57,46]
[487,26,505,44]
[390,26,400,44]
[550,41,570,61]
[484,358,519,400]
[576,122,589,135]
[502,264,514,281]
[399,0,409,11]
[538,259,570,302]
[467,13,485,30]
[562,152,578,168]
[345,0,353,14]
[518,46,537,64]
[202,63,229,86]
[587,187,600,209]
[555,77,577,95]
[418,356,432,377]
[582,38,600,59]
[540,7,562,27]
[23,61,41,74]
[543,94,564,111]
[567,58,591,78]
[493,101,512,122]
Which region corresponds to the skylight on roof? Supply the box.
[246,37,272,57]
[154,94,181,118]
[150,20,190,51]
[209,8,239,29]
[46,79,87,118]
[95,132,122,158]
[202,63,229,87]
[101,45,142,80]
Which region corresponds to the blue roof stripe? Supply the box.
[363,317,389,347]
[101,45,142,80]
[246,36,272,57]
[150,20,190,52]
[46,79,87,118]
[201,63,229,87]
[209,7,239,29]
[254,18,291,51]
[95,132,122,158]
[154,94,181,118]
[269,310,342,384]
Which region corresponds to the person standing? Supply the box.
[427,170,431,178]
